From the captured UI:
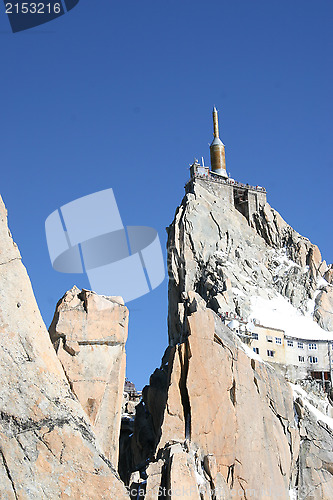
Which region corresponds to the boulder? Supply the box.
[314,286,333,331]
[49,286,128,465]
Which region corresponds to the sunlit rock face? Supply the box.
[49,286,128,465]
[132,293,302,499]
[1,171,333,500]
[128,179,333,500]
[0,196,129,499]
[167,178,330,345]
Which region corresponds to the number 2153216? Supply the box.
[5,3,62,14]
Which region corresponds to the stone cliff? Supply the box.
[167,178,331,344]
[1,174,333,500]
[0,196,128,499]
[130,293,333,499]
[127,178,333,499]
[49,286,128,466]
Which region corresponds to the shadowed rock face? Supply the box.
[0,196,129,499]
[49,286,128,466]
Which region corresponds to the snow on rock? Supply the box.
[291,383,333,430]
[289,488,297,500]
[250,294,333,341]
[241,342,265,363]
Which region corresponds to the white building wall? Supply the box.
[285,337,331,373]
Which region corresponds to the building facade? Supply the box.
[225,314,333,387]
[251,324,286,364]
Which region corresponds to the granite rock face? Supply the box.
[166,179,332,343]
[252,203,324,275]
[131,293,333,499]
[132,293,300,499]
[127,179,333,499]
[2,169,333,500]
[49,286,128,465]
[0,196,129,499]
[324,265,333,285]
[314,286,333,332]
[294,392,333,499]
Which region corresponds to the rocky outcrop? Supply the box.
[293,386,333,499]
[49,286,128,465]
[324,265,333,285]
[253,204,325,276]
[130,293,333,499]
[132,293,301,498]
[314,286,333,332]
[166,179,332,343]
[0,196,129,499]
[1,169,333,500]
[125,178,333,499]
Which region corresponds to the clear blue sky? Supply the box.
[1,1,332,389]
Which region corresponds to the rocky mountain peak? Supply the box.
[167,177,332,345]
[1,175,333,499]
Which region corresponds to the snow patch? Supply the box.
[290,383,333,430]
[241,342,266,364]
[318,277,329,288]
[270,248,300,274]
[250,294,333,341]
[289,488,297,500]
[195,470,206,486]
[232,287,245,297]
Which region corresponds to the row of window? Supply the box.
[252,333,318,351]
[252,333,283,344]
[298,356,318,363]
[253,348,275,357]
[265,335,281,344]
[287,340,317,350]
[252,348,318,364]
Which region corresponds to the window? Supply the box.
[252,333,259,340]
[287,340,293,347]
[298,356,305,362]
[297,342,303,349]
[275,337,282,345]
[309,356,318,364]
[266,336,273,343]
[267,350,274,357]
[253,347,259,354]
[308,343,317,350]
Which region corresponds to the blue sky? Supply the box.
[1,0,332,389]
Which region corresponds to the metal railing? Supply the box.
[186,171,266,193]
